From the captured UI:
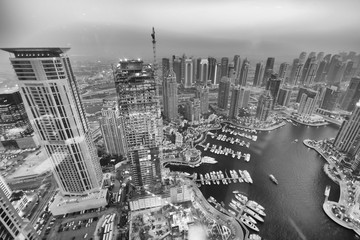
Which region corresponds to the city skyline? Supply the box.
[1,0,360,67]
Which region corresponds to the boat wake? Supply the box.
[288,217,307,240]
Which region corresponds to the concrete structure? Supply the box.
[162,69,178,121]
[217,77,231,110]
[115,59,163,189]
[314,60,327,83]
[233,55,241,79]
[320,86,340,111]
[220,57,229,78]
[3,48,103,197]
[326,55,342,85]
[303,58,318,85]
[0,185,38,239]
[277,88,292,107]
[253,62,264,86]
[184,59,194,88]
[334,101,360,156]
[298,89,318,117]
[0,175,12,199]
[200,59,209,85]
[237,58,249,86]
[173,56,182,84]
[229,86,241,119]
[162,58,170,80]
[175,132,183,147]
[262,57,275,86]
[278,62,289,81]
[208,57,217,84]
[214,63,222,85]
[256,90,273,121]
[341,77,360,112]
[196,86,209,114]
[266,74,281,108]
[99,100,127,156]
[185,99,201,123]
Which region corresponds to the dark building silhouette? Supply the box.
[218,77,231,110]
[262,57,275,86]
[320,86,340,111]
[253,62,264,87]
[341,77,360,112]
[266,74,281,108]
[221,57,229,78]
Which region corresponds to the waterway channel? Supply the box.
[169,123,358,240]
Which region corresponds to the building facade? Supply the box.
[163,69,178,121]
[340,77,360,112]
[297,89,318,117]
[217,77,231,110]
[256,90,273,121]
[184,59,194,88]
[3,48,103,196]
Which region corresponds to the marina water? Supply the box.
[170,123,358,240]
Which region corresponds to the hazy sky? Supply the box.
[1,0,360,66]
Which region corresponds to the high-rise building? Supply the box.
[221,57,229,78]
[173,56,182,84]
[320,86,340,111]
[208,57,217,84]
[185,98,200,122]
[314,60,327,83]
[0,89,32,136]
[115,59,163,189]
[0,176,12,200]
[0,185,38,240]
[253,62,264,87]
[214,63,222,85]
[229,86,241,119]
[299,52,307,64]
[303,58,318,85]
[162,58,170,80]
[180,54,186,84]
[239,87,250,109]
[256,90,273,121]
[326,55,342,84]
[266,74,281,108]
[288,58,299,85]
[237,59,249,86]
[233,55,241,78]
[3,48,103,196]
[340,77,360,112]
[297,89,318,117]
[99,100,127,157]
[262,57,275,86]
[184,59,194,88]
[163,69,178,121]
[195,58,201,82]
[217,77,231,110]
[333,101,360,156]
[196,86,209,114]
[342,60,354,82]
[299,56,314,85]
[277,88,292,107]
[200,59,209,84]
[278,62,289,80]
[316,52,324,62]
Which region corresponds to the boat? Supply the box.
[239,170,247,183]
[200,174,204,185]
[236,193,248,202]
[232,190,240,194]
[228,209,236,216]
[243,208,264,222]
[243,170,253,184]
[325,185,331,197]
[249,234,262,240]
[246,202,266,217]
[242,213,257,224]
[229,202,239,211]
[269,174,278,185]
[201,156,217,164]
[247,200,265,211]
[235,194,247,205]
[241,217,259,232]
[294,139,298,143]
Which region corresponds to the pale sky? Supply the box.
[0,0,360,68]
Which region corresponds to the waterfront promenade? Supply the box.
[304,139,360,235]
[291,117,329,127]
[223,120,286,132]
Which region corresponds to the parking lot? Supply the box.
[55,217,98,240]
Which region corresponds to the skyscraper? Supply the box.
[0,185,38,240]
[299,52,307,64]
[200,59,209,84]
[162,58,170,80]
[218,77,231,110]
[334,101,360,156]
[115,59,163,189]
[253,62,264,87]
[297,89,318,117]
[233,55,242,78]
[314,60,327,83]
[173,56,182,84]
[185,98,201,122]
[208,57,217,84]
[288,58,299,85]
[237,59,249,86]
[320,86,340,111]
[214,63,222,85]
[342,60,354,82]
[196,86,209,114]
[99,100,127,157]
[278,62,289,80]
[326,55,342,84]
[3,48,103,196]
[266,74,281,108]
[256,90,273,121]
[221,57,229,78]
[163,69,178,121]
[195,58,201,82]
[303,58,318,85]
[277,88,292,107]
[299,56,315,85]
[262,57,275,85]
[229,86,241,119]
[184,59,194,88]
[316,52,324,62]
[340,77,360,112]
[0,176,12,199]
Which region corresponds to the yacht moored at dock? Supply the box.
[241,217,259,232]
[269,174,278,184]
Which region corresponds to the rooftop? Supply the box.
[1,47,70,58]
